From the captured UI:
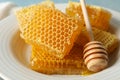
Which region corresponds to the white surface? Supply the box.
[0,2,17,20]
[0,4,120,80]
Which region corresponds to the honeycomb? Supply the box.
[66,1,111,31]
[30,44,93,75]
[30,27,118,75]
[75,27,118,54]
[15,1,118,75]
[15,3,82,59]
[16,0,55,31]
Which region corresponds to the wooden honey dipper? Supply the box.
[80,0,109,72]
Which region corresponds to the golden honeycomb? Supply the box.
[66,1,111,31]
[15,1,118,75]
[76,27,118,54]
[16,3,82,59]
[16,0,55,32]
[30,44,93,75]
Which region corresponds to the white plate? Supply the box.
[0,4,120,80]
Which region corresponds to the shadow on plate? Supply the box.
[108,23,120,67]
[10,30,31,68]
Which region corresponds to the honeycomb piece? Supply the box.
[16,3,82,59]
[30,44,93,75]
[16,1,55,31]
[66,1,111,31]
[75,27,118,54]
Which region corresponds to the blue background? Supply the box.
[0,0,120,12]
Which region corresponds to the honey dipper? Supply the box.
[80,0,109,72]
